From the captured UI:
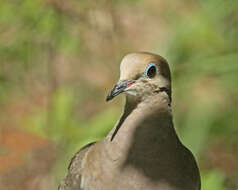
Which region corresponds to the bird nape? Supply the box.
[59,52,201,190]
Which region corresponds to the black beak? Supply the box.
[106,80,132,101]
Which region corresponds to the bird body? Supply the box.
[59,52,201,190]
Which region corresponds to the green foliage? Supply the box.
[202,170,228,190]
[24,87,119,144]
[166,0,238,160]
[22,87,119,185]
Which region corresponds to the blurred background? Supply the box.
[0,0,238,189]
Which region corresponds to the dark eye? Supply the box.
[145,63,157,78]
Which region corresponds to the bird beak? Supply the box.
[106,80,135,101]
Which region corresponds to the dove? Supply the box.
[59,52,201,190]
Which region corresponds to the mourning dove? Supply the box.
[59,52,201,190]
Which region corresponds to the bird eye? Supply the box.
[145,63,157,78]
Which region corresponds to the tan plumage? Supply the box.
[59,52,201,190]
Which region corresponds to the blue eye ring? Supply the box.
[144,63,157,78]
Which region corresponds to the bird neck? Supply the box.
[105,92,179,160]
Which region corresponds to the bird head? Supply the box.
[106,52,171,102]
